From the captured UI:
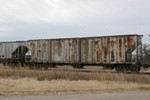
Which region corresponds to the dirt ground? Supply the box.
[0,91,150,100]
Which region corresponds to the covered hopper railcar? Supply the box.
[0,41,28,66]
[26,34,143,72]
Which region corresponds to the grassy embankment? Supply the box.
[0,65,150,96]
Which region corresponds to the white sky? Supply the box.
[0,0,150,43]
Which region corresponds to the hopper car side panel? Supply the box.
[51,38,80,65]
[69,39,79,64]
[27,40,51,63]
[52,39,65,63]
[94,37,110,64]
[27,39,80,66]
[81,38,94,64]
[0,41,28,65]
[0,42,24,59]
[80,35,141,65]
[37,40,49,63]
[26,34,142,72]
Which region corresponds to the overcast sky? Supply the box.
[0,0,150,43]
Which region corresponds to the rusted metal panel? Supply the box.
[28,40,38,62]
[79,35,140,64]
[26,34,141,65]
[93,37,110,64]
[43,40,50,62]
[64,39,70,63]
[81,38,93,63]
[47,40,51,62]
[52,39,64,62]
[61,39,67,63]
[94,38,102,64]
[51,39,79,63]
[125,35,137,62]
[27,40,50,63]
[109,36,117,63]
[117,36,125,63]
[37,40,42,62]
[69,39,78,63]
[37,40,49,63]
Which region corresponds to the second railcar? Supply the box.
[26,34,142,72]
[0,41,28,65]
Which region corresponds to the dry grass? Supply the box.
[0,66,150,84]
[0,65,150,96]
[0,78,150,96]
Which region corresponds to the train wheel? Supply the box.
[131,65,141,73]
[52,63,56,68]
[3,62,6,66]
[72,64,84,69]
[115,66,121,72]
[122,66,131,73]
[72,64,77,69]
[143,65,148,71]
[43,64,48,70]
[122,66,126,73]
[77,64,84,69]
[115,67,119,72]
[29,63,36,70]
[28,63,33,69]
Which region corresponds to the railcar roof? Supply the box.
[27,34,142,41]
[0,41,26,43]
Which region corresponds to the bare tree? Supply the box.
[142,44,150,57]
[142,43,150,69]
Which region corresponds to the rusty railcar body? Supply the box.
[27,34,142,72]
[0,41,28,65]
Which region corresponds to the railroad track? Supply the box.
[41,68,150,76]
[46,67,150,75]
[47,68,108,73]
[1,64,150,75]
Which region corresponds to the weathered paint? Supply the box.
[27,34,142,65]
[0,41,26,59]
[50,39,79,63]
[28,40,38,62]
[94,37,110,64]
[37,40,49,62]
[69,39,76,63]
[81,38,93,63]
[118,36,124,63]
[52,39,63,62]
[80,35,141,64]
[28,40,50,63]
[110,36,117,63]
